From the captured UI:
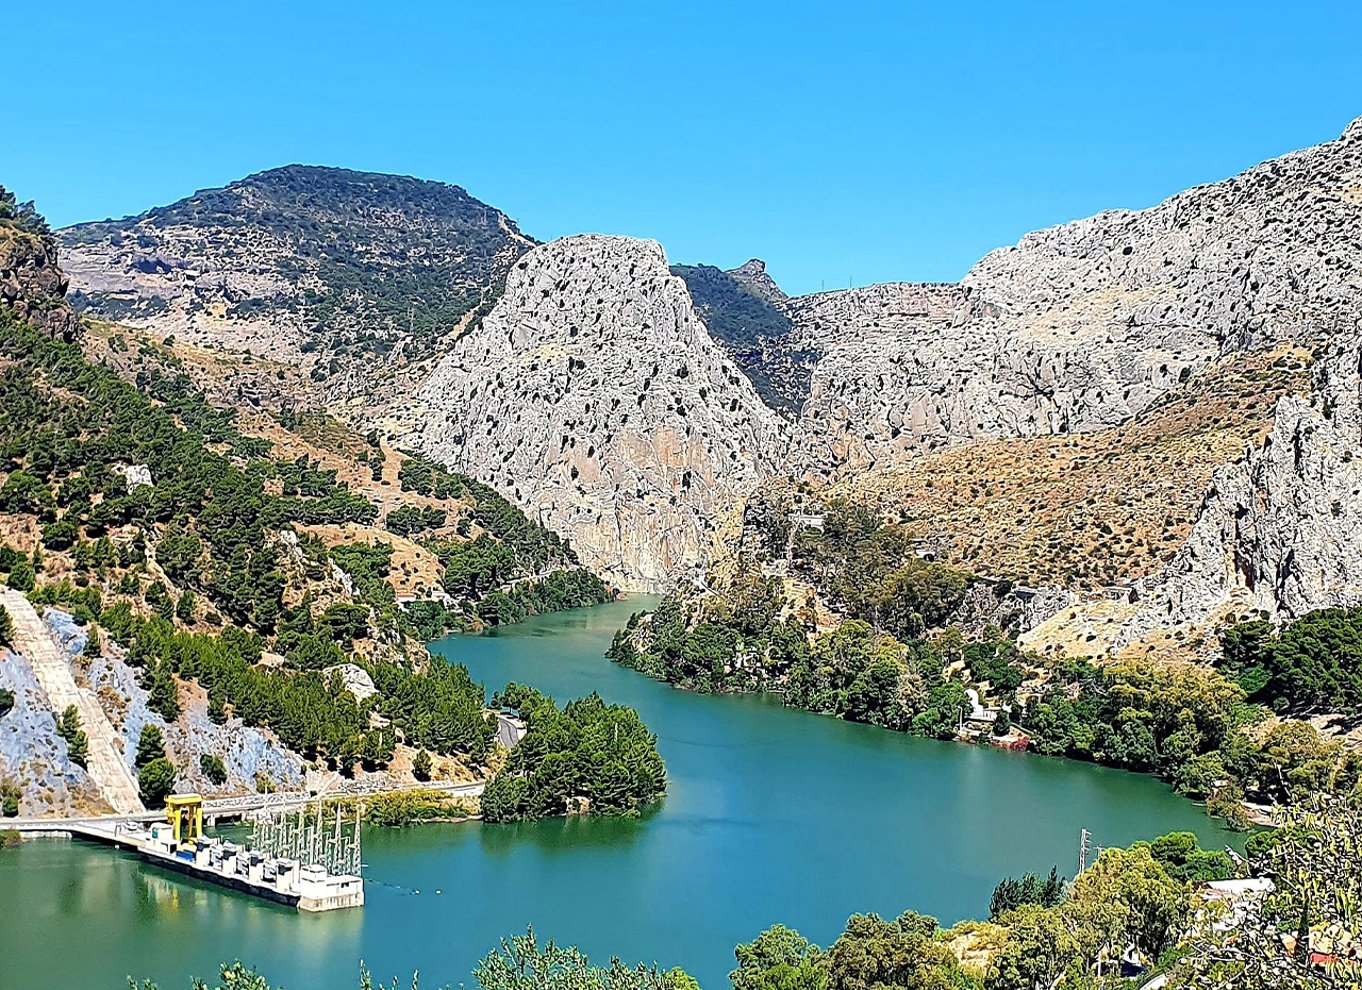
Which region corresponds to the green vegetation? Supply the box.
[138,757,176,807]
[412,748,432,781]
[732,830,1214,990]
[132,928,697,990]
[474,929,698,990]
[989,867,1065,920]
[609,579,1015,740]
[199,753,228,785]
[1220,606,1362,716]
[392,453,611,630]
[56,704,88,768]
[1021,655,1360,822]
[785,501,973,641]
[101,604,490,772]
[480,685,666,822]
[353,789,476,827]
[1,779,20,817]
[1145,831,1235,884]
[135,723,166,768]
[0,602,11,646]
[0,688,12,719]
[0,185,50,236]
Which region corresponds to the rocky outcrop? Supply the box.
[43,611,305,799]
[728,258,788,306]
[399,235,786,590]
[0,222,81,342]
[670,259,810,412]
[0,646,96,816]
[794,116,1362,474]
[1119,332,1362,642]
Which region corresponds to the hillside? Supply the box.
[59,165,534,402]
[791,116,1362,474]
[0,197,619,816]
[669,260,812,413]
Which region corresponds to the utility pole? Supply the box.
[1078,828,1092,875]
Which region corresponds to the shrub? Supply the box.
[138,757,177,807]
[199,754,228,786]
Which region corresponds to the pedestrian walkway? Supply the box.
[1,587,143,814]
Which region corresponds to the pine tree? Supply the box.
[57,705,89,768]
[135,723,167,768]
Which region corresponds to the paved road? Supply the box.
[1,588,143,815]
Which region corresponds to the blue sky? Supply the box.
[7,1,1362,294]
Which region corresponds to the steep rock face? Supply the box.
[0,221,81,342]
[399,235,785,590]
[794,117,1362,474]
[1121,333,1362,641]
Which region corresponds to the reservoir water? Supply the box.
[0,597,1240,989]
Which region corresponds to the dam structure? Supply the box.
[12,793,365,912]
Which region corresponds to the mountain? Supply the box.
[395,235,786,590]
[59,165,533,401]
[792,116,1362,474]
[0,205,614,814]
[49,117,1362,615]
[669,260,813,413]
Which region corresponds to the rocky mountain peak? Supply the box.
[57,165,532,396]
[728,258,787,304]
[0,189,80,343]
[396,233,786,590]
[791,114,1362,475]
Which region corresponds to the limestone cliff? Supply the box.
[794,116,1362,474]
[397,235,785,591]
[0,201,80,343]
[1121,332,1362,642]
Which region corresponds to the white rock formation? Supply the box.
[401,235,786,590]
[323,663,378,703]
[1120,332,1362,641]
[793,116,1362,474]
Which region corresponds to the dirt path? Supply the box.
[0,588,143,814]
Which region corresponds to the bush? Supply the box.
[138,757,177,807]
[412,749,432,782]
[199,754,228,785]
[56,705,88,768]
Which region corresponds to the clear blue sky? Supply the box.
[8,1,1362,295]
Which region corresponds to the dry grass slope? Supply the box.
[835,346,1311,589]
